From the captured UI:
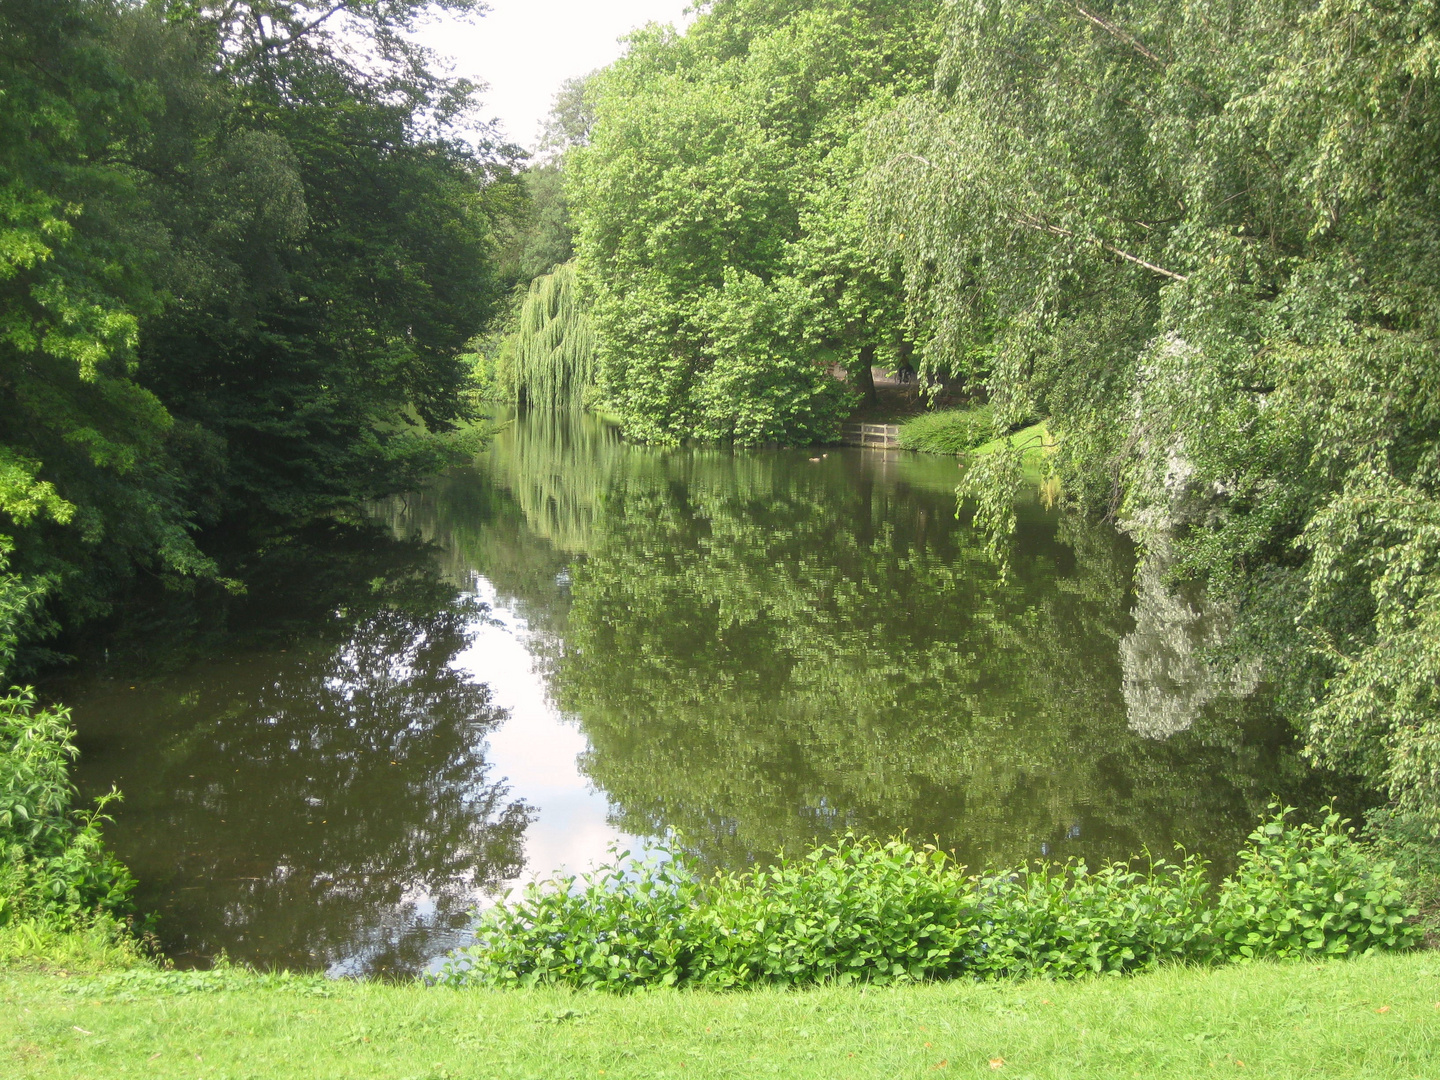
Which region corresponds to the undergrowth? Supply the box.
[1,688,136,928]
[439,806,1419,990]
[0,913,145,973]
[1365,806,1440,944]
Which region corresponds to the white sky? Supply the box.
[414,1,695,151]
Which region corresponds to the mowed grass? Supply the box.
[4,952,1440,1080]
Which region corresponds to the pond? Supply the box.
[51,411,1333,976]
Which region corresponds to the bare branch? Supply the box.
[1100,243,1189,282]
[231,2,347,67]
[1009,213,1189,282]
[1073,4,1166,67]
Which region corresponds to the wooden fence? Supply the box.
[839,423,900,448]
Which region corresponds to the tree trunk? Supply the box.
[851,343,879,406]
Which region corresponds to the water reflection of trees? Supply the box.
[66,527,531,975]
[456,414,1326,874]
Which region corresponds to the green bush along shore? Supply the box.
[0,689,135,930]
[442,812,1416,991]
[1,700,1433,1079]
[896,407,997,456]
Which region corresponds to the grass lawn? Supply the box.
[970,422,1056,465]
[4,950,1439,1079]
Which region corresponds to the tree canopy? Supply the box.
[566,0,942,444]
[9,0,1440,842]
[866,0,1440,824]
[0,0,515,667]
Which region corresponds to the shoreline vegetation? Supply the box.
[3,799,1437,1078]
[893,406,1057,475]
[439,815,1417,992]
[3,678,1430,997]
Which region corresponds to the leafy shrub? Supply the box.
[439,807,1419,991]
[452,851,706,990]
[697,838,976,987]
[897,406,995,455]
[443,838,976,990]
[1,688,72,846]
[965,856,1213,979]
[1214,808,1417,959]
[0,688,135,926]
[1364,806,1440,941]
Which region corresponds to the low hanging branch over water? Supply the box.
[864,0,1440,833]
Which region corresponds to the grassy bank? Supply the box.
[4,947,1439,1079]
[896,406,995,455]
[970,422,1056,465]
[894,409,1057,473]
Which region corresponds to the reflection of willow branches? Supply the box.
[484,410,638,555]
[373,469,574,652]
[377,413,1325,881]
[72,550,532,976]
[552,455,1315,875]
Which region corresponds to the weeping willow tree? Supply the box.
[865,0,1440,828]
[507,260,597,409]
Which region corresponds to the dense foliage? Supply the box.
[566,0,943,444]
[439,809,1417,990]
[862,0,1440,827]
[0,0,510,654]
[0,0,518,938]
[527,0,1440,835]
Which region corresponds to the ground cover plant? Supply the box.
[439,808,1417,991]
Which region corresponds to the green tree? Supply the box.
[134,0,509,522]
[0,0,225,644]
[502,261,595,409]
[867,0,1440,824]
[569,0,942,444]
[472,74,598,407]
[0,0,513,656]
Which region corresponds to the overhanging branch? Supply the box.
[1010,212,1189,282]
[1073,4,1166,67]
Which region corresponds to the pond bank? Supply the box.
[3,945,1437,1079]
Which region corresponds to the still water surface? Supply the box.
[54,412,1324,975]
